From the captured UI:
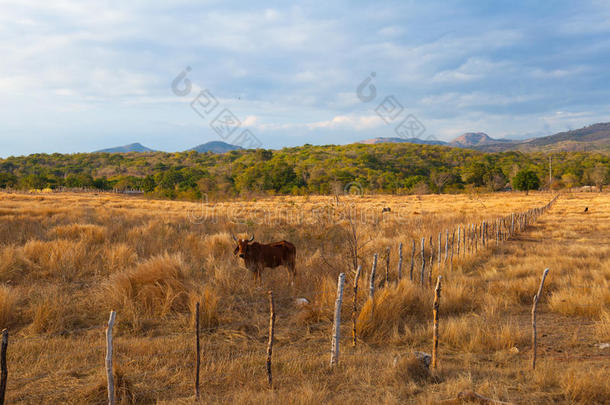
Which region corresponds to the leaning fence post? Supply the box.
[106,310,116,405]
[330,273,345,367]
[266,291,275,388]
[195,302,201,399]
[0,329,7,405]
[397,243,403,281]
[352,265,362,347]
[420,237,425,286]
[531,268,550,370]
[432,276,442,369]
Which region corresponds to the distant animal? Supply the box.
[382,207,391,213]
[584,207,589,213]
[232,234,296,284]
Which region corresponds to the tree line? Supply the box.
[0,144,608,199]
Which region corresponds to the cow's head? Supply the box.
[232,234,255,258]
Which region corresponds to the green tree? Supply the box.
[513,170,540,195]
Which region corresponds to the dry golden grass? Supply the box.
[0,190,608,404]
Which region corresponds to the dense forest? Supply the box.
[0,143,608,199]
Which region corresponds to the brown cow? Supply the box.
[232,235,296,284]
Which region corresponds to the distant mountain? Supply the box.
[95,143,155,153]
[470,123,610,152]
[359,136,447,146]
[188,141,242,153]
[449,132,514,148]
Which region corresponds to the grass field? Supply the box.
[0,191,608,404]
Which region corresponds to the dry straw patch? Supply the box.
[103,253,191,320]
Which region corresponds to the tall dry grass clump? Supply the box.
[356,279,429,342]
[0,285,19,329]
[103,253,191,320]
[103,243,139,274]
[48,223,107,244]
[442,314,528,352]
[296,275,341,326]
[27,286,90,334]
[189,286,220,330]
[0,244,31,282]
[560,367,610,404]
[595,310,610,340]
[22,239,97,280]
[548,281,610,318]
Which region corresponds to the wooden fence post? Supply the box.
[444,230,449,264]
[450,231,454,272]
[428,236,434,286]
[0,329,7,405]
[266,291,275,387]
[385,247,390,287]
[432,276,442,369]
[195,302,200,399]
[438,232,442,272]
[397,243,403,281]
[532,268,550,370]
[420,237,425,286]
[410,240,415,281]
[106,310,116,405]
[330,273,345,367]
[369,254,378,299]
[457,226,461,256]
[352,265,362,347]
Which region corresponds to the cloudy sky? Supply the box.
[2,0,610,156]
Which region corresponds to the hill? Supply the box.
[94,143,156,153]
[188,141,242,153]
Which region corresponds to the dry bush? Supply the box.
[102,253,191,320]
[48,223,107,244]
[356,279,429,342]
[0,285,19,329]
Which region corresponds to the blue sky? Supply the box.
[1,0,610,156]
